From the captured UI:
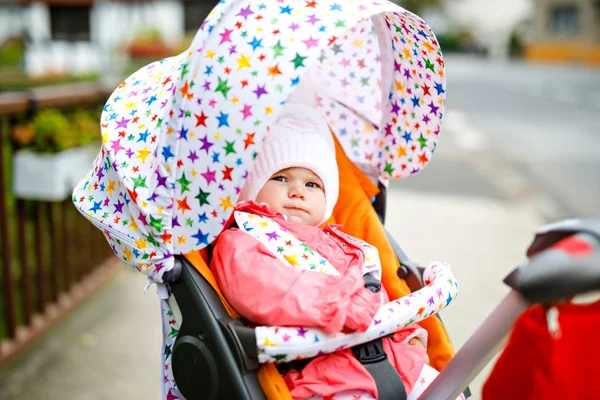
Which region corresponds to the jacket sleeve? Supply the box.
[210,228,381,334]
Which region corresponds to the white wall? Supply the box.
[24,41,103,77]
[1,1,185,77]
[26,3,51,42]
[92,1,184,48]
[442,0,533,58]
[0,6,25,43]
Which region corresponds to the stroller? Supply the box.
[72,0,600,398]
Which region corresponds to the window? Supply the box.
[594,0,600,40]
[550,5,581,36]
[50,5,91,41]
[183,1,218,33]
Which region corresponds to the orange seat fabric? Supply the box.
[325,137,456,371]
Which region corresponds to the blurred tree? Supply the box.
[389,0,443,15]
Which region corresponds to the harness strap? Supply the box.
[275,338,407,400]
[355,272,406,399]
[352,338,407,400]
[276,274,407,399]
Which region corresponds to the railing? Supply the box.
[0,83,118,367]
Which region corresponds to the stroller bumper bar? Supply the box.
[254,262,457,363]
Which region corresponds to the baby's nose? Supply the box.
[289,184,305,199]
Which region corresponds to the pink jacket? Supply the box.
[211,201,428,398]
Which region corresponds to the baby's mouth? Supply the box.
[284,206,308,215]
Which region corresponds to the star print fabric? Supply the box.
[72,0,445,284]
[234,209,342,276]
[254,260,458,363]
[160,296,182,400]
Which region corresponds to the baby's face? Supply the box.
[256,167,326,226]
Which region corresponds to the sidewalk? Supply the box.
[0,188,544,400]
[386,188,544,398]
[0,269,162,399]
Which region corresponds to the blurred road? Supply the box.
[397,55,600,219]
[389,55,599,398]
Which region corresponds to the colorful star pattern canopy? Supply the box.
[72,0,446,283]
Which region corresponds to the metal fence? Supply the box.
[0,83,116,367]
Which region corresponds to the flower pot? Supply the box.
[13,145,98,201]
[126,41,175,59]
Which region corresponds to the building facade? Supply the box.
[526,0,600,64]
[0,0,216,78]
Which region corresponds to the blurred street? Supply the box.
[0,55,598,399]
[398,55,600,219]
[389,54,600,398]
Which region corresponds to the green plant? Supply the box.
[72,109,100,146]
[436,32,462,52]
[0,38,24,67]
[125,27,176,61]
[12,108,100,154]
[0,70,100,93]
[32,109,77,153]
[132,27,164,43]
[508,28,524,58]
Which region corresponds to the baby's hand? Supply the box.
[408,337,430,365]
[423,261,451,286]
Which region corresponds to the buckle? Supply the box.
[363,274,382,293]
[352,338,387,365]
[275,358,312,375]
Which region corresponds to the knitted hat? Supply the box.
[239,103,339,224]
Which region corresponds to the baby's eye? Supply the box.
[306,182,321,189]
[271,176,287,183]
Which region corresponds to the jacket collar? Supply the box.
[228,200,335,244]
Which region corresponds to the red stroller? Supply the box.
[420,218,600,399]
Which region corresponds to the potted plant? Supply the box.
[126,27,176,60]
[12,109,100,201]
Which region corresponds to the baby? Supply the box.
[211,103,453,400]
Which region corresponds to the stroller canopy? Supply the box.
[73,0,446,282]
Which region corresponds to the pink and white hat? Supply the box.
[239,103,339,224]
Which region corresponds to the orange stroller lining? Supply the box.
[183,136,455,398]
[326,137,456,371]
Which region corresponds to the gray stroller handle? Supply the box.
[507,232,600,304]
[510,217,600,304]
